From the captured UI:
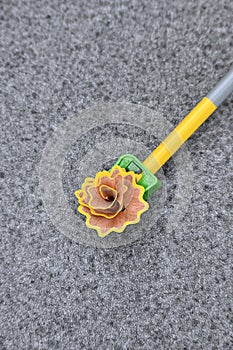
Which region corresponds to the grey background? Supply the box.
[1,0,233,349]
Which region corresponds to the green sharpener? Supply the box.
[113,154,161,200]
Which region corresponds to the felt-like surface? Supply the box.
[1,0,233,349]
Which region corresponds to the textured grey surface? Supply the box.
[1,0,233,349]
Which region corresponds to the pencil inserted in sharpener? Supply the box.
[113,154,161,200]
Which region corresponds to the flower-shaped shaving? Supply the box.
[75,165,149,237]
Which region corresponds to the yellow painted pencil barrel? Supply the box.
[143,97,216,173]
[143,68,233,174]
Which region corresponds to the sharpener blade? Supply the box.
[113,154,161,200]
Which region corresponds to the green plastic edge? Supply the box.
[112,154,162,200]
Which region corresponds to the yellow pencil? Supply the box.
[144,67,233,174]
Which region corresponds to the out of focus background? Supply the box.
[1,0,233,349]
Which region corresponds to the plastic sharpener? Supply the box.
[114,154,161,200]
